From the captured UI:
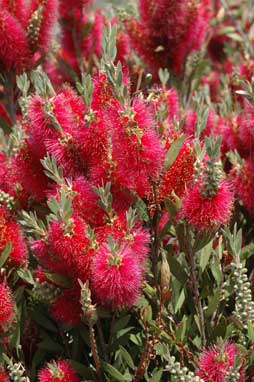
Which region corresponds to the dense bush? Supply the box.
[0,0,254,381]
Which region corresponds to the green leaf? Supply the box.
[9,320,20,354]
[206,290,220,317]
[38,337,63,353]
[167,255,188,284]
[164,135,185,170]
[218,26,236,35]
[150,368,163,382]
[0,243,12,268]
[247,322,254,342]
[69,360,96,379]
[175,315,187,341]
[164,198,179,219]
[102,362,130,382]
[174,288,185,313]
[44,272,72,288]
[211,260,223,285]
[112,315,131,334]
[116,327,134,339]
[227,33,243,42]
[17,269,34,285]
[134,197,149,223]
[119,346,135,370]
[193,230,215,252]
[30,310,58,332]
[199,240,213,272]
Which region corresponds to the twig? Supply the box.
[88,319,102,382]
[186,227,207,347]
[151,183,160,288]
[96,318,109,362]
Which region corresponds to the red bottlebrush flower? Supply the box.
[230,159,254,215]
[0,365,8,382]
[59,0,92,17]
[31,239,71,277]
[28,94,58,159]
[239,100,254,153]
[38,359,79,382]
[165,88,179,125]
[45,133,81,176]
[34,267,48,283]
[196,342,239,382]
[28,92,79,160]
[0,0,29,27]
[0,207,27,266]
[71,177,104,226]
[151,87,179,136]
[50,289,82,326]
[82,10,104,59]
[180,181,233,230]
[202,71,221,103]
[0,9,30,71]
[127,225,150,266]
[110,99,165,197]
[221,115,247,158]
[126,0,211,75]
[7,141,48,204]
[159,141,195,201]
[48,216,92,280]
[183,110,198,138]
[27,0,59,53]
[91,72,120,112]
[91,244,142,309]
[0,282,15,332]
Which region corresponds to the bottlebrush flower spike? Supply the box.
[126,0,211,75]
[38,359,79,382]
[31,239,72,277]
[81,9,104,59]
[28,92,79,160]
[48,216,89,266]
[111,98,165,197]
[71,177,105,226]
[0,282,15,333]
[180,181,233,231]
[27,0,59,53]
[7,141,48,205]
[0,0,29,27]
[239,100,254,152]
[0,206,27,266]
[230,158,254,215]
[47,213,93,281]
[50,289,82,326]
[159,140,196,202]
[91,242,143,309]
[196,341,240,382]
[0,9,30,71]
[0,365,8,382]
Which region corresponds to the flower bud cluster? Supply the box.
[32,280,61,304]
[7,361,30,382]
[0,190,15,210]
[231,262,254,329]
[200,160,223,198]
[166,356,204,382]
[225,368,241,382]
